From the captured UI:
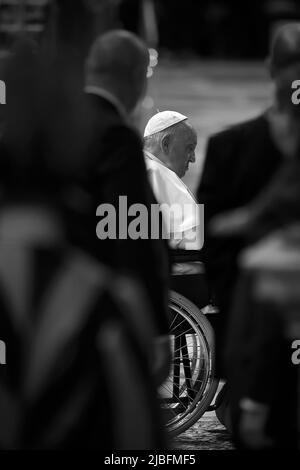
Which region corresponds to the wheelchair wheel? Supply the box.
[159,291,218,436]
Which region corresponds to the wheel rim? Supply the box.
[159,300,213,433]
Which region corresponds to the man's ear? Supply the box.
[161,134,170,154]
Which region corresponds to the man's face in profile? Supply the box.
[169,123,197,177]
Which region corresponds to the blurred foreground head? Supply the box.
[144,111,197,178]
[269,22,300,77]
[267,23,300,119]
[85,30,149,114]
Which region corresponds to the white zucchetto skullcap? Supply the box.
[144,110,188,137]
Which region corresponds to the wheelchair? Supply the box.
[159,250,219,437]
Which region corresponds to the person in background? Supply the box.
[197,22,300,377]
[77,30,170,384]
[211,62,300,449]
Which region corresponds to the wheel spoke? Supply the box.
[160,294,217,435]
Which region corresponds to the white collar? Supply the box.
[84,85,127,121]
[144,150,198,202]
[144,150,174,172]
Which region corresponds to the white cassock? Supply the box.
[144,150,203,252]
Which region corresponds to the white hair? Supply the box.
[143,121,187,150]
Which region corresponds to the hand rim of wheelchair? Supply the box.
[159,290,219,437]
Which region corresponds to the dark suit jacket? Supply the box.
[198,113,284,221]
[70,93,170,335]
[197,113,284,315]
[196,113,286,377]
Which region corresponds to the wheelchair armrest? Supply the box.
[170,249,203,264]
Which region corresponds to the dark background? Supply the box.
[1,1,300,59]
[120,0,300,58]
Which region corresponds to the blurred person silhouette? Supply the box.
[197,22,300,378]
[78,30,170,385]
[224,226,299,449]
[210,63,300,449]
[210,62,300,244]
[0,30,167,449]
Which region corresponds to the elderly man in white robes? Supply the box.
[143,111,203,257]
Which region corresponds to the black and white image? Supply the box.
[0,0,300,453]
